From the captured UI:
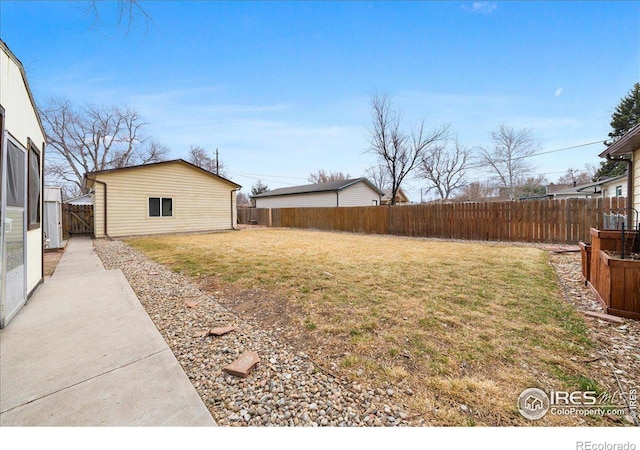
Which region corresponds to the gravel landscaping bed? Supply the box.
[94,237,639,427]
[549,251,639,426]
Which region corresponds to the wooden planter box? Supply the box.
[586,228,640,320]
[579,242,591,283]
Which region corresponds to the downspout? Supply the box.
[87,177,110,239]
[335,191,339,207]
[606,154,634,228]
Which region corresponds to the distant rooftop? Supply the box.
[252,178,384,198]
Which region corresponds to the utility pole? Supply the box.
[215,148,219,175]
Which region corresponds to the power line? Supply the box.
[229,170,308,180]
[230,139,606,190]
[521,139,606,159]
[229,172,302,187]
[466,139,606,170]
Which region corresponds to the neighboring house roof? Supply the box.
[599,122,640,157]
[545,175,628,198]
[85,159,241,189]
[64,193,93,205]
[575,174,628,195]
[545,183,589,198]
[381,188,410,203]
[252,178,384,198]
[546,184,574,195]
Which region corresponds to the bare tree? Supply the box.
[308,169,350,184]
[419,138,471,200]
[236,191,250,207]
[41,98,168,194]
[367,93,449,205]
[478,124,540,200]
[555,167,593,186]
[187,146,226,177]
[516,175,548,199]
[87,0,151,35]
[454,181,498,202]
[364,164,391,190]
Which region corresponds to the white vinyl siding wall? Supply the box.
[92,162,237,238]
[338,183,381,206]
[254,180,381,208]
[601,179,628,198]
[1,45,45,294]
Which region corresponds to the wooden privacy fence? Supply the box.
[238,207,272,226]
[62,204,94,239]
[239,197,627,245]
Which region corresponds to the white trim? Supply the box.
[147,196,174,218]
[1,133,28,327]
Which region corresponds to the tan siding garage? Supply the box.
[86,160,240,238]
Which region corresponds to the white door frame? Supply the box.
[1,131,28,328]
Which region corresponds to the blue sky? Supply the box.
[1,1,639,201]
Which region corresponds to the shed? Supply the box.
[1,39,46,327]
[43,186,64,249]
[253,178,383,208]
[85,159,241,238]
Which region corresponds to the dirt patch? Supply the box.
[197,277,324,356]
[197,278,292,329]
[43,249,64,277]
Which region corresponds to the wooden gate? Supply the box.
[63,204,94,239]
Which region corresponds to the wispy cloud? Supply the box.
[554,87,564,97]
[462,2,498,14]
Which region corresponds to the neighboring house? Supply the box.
[43,186,64,249]
[252,178,384,208]
[64,193,93,206]
[381,188,410,205]
[545,183,592,199]
[599,123,640,220]
[546,175,628,200]
[85,159,241,238]
[575,174,628,199]
[1,40,46,327]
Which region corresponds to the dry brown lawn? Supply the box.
[128,228,610,426]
